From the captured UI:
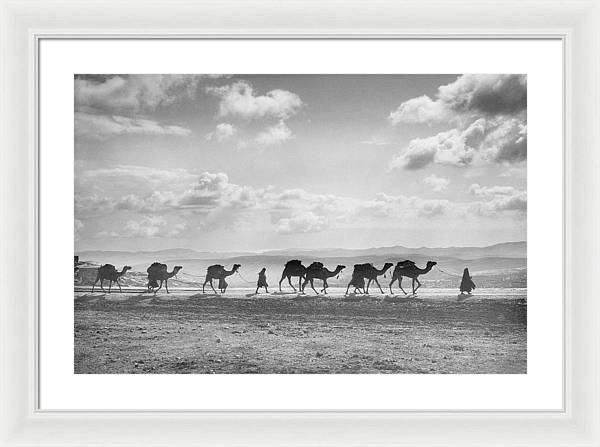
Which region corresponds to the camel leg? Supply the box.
[202,279,208,293]
[301,278,309,293]
[321,279,328,294]
[309,279,319,295]
[298,276,303,292]
[92,277,99,293]
[345,282,352,295]
[278,274,286,292]
[366,279,372,294]
[165,280,169,294]
[287,276,297,292]
[108,280,112,293]
[99,279,106,293]
[210,279,217,293]
[116,279,122,293]
[374,278,384,294]
[414,278,422,293]
[398,277,407,295]
[389,277,396,294]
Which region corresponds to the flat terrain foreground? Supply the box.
[74,290,527,374]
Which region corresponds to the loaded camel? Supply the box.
[202,264,241,293]
[345,263,393,295]
[301,262,345,294]
[92,264,131,293]
[146,262,183,294]
[279,260,307,292]
[389,260,437,295]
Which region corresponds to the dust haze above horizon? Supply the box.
[75,74,527,252]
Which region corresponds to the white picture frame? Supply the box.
[1,0,598,445]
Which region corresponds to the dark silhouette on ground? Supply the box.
[92,264,131,293]
[460,268,476,294]
[389,261,437,295]
[203,264,241,293]
[302,262,345,294]
[345,263,393,295]
[279,260,307,292]
[255,267,269,294]
[146,263,182,294]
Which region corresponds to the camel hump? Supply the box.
[101,264,117,273]
[399,260,415,267]
[208,264,224,270]
[354,263,371,270]
[285,259,303,267]
[308,261,324,270]
[147,262,167,274]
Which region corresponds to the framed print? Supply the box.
[1,0,600,446]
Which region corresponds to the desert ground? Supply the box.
[74,287,526,374]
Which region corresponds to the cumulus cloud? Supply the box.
[275,212,329,235]
[75,112,191,140]
[390,116,526,170]
[390,119,486,170]
[254,121,294,147]
[75,74,214,114]
[205,123,237,142]
[206,81,303,120]
[76,166,527,240]
[98,216,187,239]
[423,174,450,192]
[358,193,452,219]
[389,74,526,125]
[484,119,527,163]
[469,183,527,213]
[388,74,527,170]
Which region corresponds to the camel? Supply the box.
[279,260,307,292]
[388,260,416,294]
[345,263,393,295]
[92,264,131,293]
[146,262,183,294]
[389,261,437,295]
[301,262,345,294]
[202,264,241,293]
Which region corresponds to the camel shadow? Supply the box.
[190,293,220,299]
[456,293,473,302]
[342,294,379,302]
[121,294,161,305]
[292,294,320,301]
[383,295,425,304]
[74,293,105,302]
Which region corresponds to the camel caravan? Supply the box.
[81,249,445,297]
[86,258,438,297]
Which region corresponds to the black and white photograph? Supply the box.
[74,73,527,374]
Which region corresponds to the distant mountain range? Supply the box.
[76,242,527,268]
[259,241,526,260]
[77,241,525,265]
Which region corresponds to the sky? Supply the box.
[74,74,527,252]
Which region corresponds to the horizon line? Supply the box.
[76,240,527,254]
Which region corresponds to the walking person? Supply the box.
[459,268,476,295]
[218,277,228,293]
[255,267,269,294]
